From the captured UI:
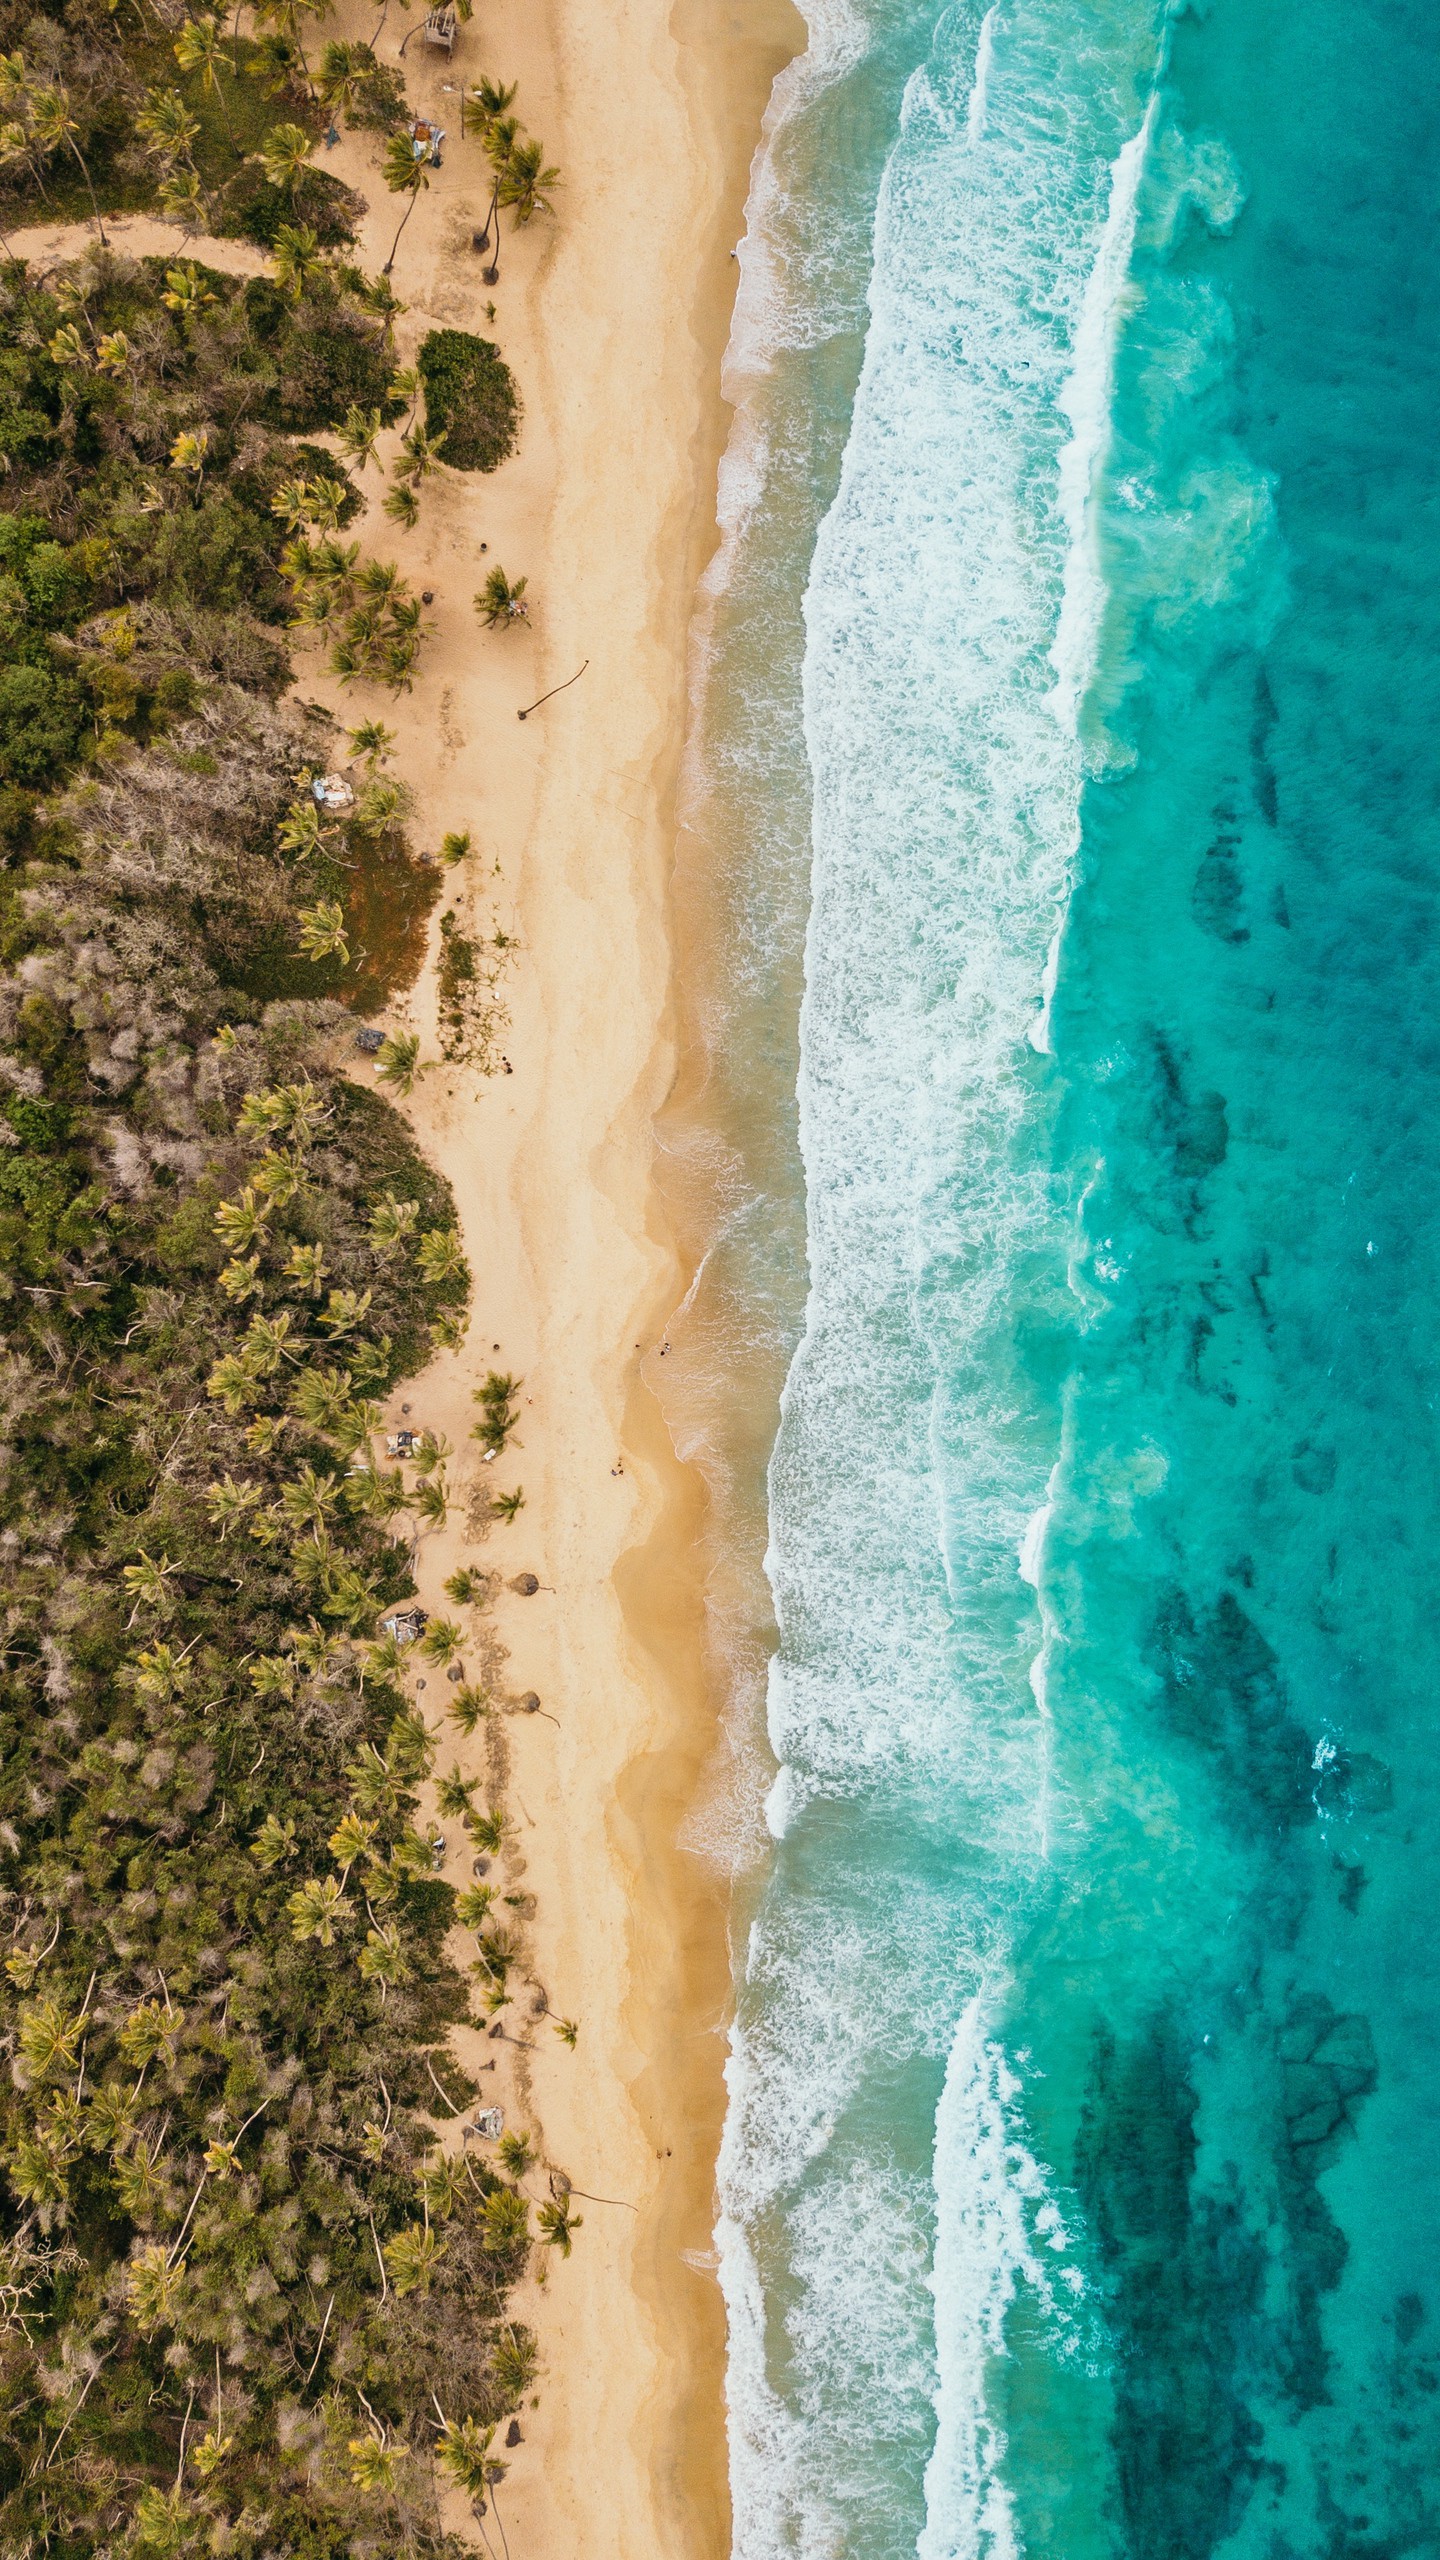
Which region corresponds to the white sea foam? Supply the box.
[711,0,1166,2550]
[919,2004,1085,2560]
[1049,97,1158,741]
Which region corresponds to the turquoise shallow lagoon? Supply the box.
[683,1,1440,2552]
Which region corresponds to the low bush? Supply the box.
[418,328,521,473]
[217,158,365,250]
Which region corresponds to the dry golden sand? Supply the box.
[21,0,798,2538]
[345,1,801,2546]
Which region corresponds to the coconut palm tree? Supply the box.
[491,1487,525,1523]
[255,0,326,98]
[287,1875,346,1944]
[349,716,396,764]
[284,1240,330,1295]
[157,168,206,235]
[475,566,529,628]
[366,1192,420,1257]
[28,82,108,244]
[498,135,560,226]
[537,2196,582,2256]
[394,422,446,485]
[137,86,200,173]
[174,18,234,146]
[484,112,520,175]
[257,121,314,206]
[339,404,384,474]
[375,1030,424,1095]
[348,2430,405,2493]
[381,131,428,277]
[436,2416,496,2498]
[354,776,410,834]
[382,480,420,531]
[122,1551,178,1617]
[466,73,517,138]
[317,38,378,126]
[272,221,326,300]
[447,1684,490,1735]
[417,1227,466,1286]
[161,261,217,335]
[214,1187,272,1253]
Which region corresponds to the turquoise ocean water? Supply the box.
[669,1,1440,2552]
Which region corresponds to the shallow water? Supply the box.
[677,2,1440,2552]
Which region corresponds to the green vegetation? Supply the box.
[0,24,340,238]
[0,9,559,2540]
[475,564,529,627]
[417,328,520,474]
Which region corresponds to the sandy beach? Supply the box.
[256,0,797,2550]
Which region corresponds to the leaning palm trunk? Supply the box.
[383,182,420,275]
[66,137,107,247]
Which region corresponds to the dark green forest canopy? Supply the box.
[0,244,540,2558]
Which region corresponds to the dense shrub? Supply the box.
[218,158,366,250]
[418,328,521,473]
[0,241,550,2554]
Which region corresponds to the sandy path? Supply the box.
[20,5,799,2549]
[14,212,270,278]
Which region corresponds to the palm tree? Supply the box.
[157,168,206,236]
[419,1616,461,1665]
[255,0,325,98]
[257,121,314,206]
[466,74,517,138]
[381,131,428,277]
[293,901,345,962]
[447,1684,490,1735]
[498,135,560,226]
[436,2416,496,2499]
[418,1227,466,1286]
[287,1875,346,1944]
[375,1030,424,1095]
[137,86,200,173]
[122,1551,178,1618]
[28,83,108,245]
[214,1186,272,1252]
[174,18,234,147]
[475,566,529,628]
[317,38,378,126]
[284,1239,329,1295]
[272,221,325,299]
[339,403,383,473]
[349,716,396,764]
[537,2196,582,2256]
[479,2188,529,2253]
[491,1487,525,1524]
[366,1191,420,1257]
[382,480,420,531]
[394,422,446,485]
[162,260,218,335]
[484,112,520,175]
[348,2430,405,2492]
